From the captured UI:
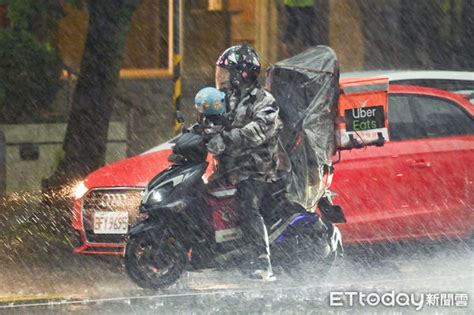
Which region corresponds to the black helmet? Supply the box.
[216,45,261,90]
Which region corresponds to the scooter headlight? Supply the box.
[144,183,173,205]
[149,190,163,203]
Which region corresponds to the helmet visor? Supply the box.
[215,67,231,90]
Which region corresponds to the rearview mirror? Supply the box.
[176,111,185,123]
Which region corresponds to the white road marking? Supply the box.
[1,273,473,309]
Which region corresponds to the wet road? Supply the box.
[1,239,473,314]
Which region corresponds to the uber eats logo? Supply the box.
[345,105,385,132]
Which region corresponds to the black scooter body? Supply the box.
[125,132,343,289]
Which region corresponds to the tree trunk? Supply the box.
[47,0,142,187]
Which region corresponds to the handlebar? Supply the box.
[338,132,385,151]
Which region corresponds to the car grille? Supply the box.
[82,188,144,243]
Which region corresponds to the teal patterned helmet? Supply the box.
[194,87,226,116]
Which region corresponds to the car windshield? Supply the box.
[140,135,180,155]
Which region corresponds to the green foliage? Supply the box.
[4,0,63,43]
[1,0,83,37]
[0,30,62,123]
[0,0,84,123]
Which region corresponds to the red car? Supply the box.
[71,83,474,255]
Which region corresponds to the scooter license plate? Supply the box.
[215,227,243,243]
[93,211,129,234]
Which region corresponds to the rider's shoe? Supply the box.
[250,269,276,281]
[249,254,276,282]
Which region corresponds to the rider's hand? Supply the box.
[207,133,226,155]
[204,125,224,135]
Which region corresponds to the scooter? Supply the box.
[124,131,345,289]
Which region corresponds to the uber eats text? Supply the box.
[345,106,385,132]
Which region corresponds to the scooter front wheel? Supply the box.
[125,229,188,290]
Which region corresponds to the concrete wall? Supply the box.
[114,79,176,156]
[0,123,126,193]
[50,77,200,156]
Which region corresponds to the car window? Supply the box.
[392,79,474,93]
[410,95,474,138]
[388,95,423,141]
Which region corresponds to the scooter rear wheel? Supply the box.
[125,229,188,290]
[284,246,338,281]
[279,223,341,281]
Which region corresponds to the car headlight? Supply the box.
[72,181,89,200]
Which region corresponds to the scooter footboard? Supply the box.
[270,211,332,263]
